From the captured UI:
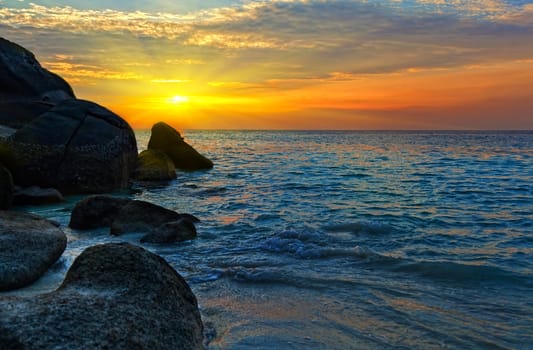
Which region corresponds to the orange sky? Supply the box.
[2,0,533,129]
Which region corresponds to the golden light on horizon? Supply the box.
[168,95,190,104]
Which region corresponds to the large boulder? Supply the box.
[134,149,176,181]
[0,164,13,209]
[141,219,197,244]
[5,99,138,194]
[0,100,55,130]
[0,211,67,291]
[0,37,74,103]
[148,122,213,171]
[0,243,204,349]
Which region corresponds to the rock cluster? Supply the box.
[0,243,204,349]
[0,37,138,195]
[70,195,199,243]
[0,37,206,348]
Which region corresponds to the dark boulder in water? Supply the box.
[134,149,176,181]
[0,37,74,103]
[141,219,198,244]
[69,195,199,237]
[148,121,213,171]
[13,186,64,205]
[110,200,184,235]
[0,164,13,209]
[0,211,66,291]
[69,195,131,230]
[0,243,204,349]
[5,99,138,194]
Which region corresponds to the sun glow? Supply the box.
[168,95,189,104]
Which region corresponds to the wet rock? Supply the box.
[0,243,204,349]
[13,186,64,205]
[134,149,176,181]
[0,211,67,291]
[69,195,198,236]
[5,99,138,194]
[69,195,130,230]
[0,164,13,209]
[148,122,213,171]
[0,37,74,103]
[110,200,182,235]
[141,219,197,244]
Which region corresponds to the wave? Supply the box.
[390,260,529,285]
[323,221,393,235]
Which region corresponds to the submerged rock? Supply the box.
[148,122,213,171]
[134,149,176,181]
[0,243,204,349]
[13,186,64,205]
[0,211,67,291]
[0,164,13,209]
[5,99,138,194]
[141,219,197,244]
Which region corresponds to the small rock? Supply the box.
[134,149,176,181]
[148,122,213,171]
[13,186,64,205]
[141,219,197,244]
[0,243,204,349]
[0,211,67,291]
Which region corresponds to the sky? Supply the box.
[1,0,533,130]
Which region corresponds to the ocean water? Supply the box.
[6,130,533,349]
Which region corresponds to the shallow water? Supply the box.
[6,130,533,349]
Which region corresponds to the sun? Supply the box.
[168,95,190,104]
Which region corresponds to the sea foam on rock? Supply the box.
[148,122,213,171]
[0,243,204,349]
[0,211,66,291]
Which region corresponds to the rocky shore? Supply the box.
[0,37,212,349]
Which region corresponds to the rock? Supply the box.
[0,164,13,209]
[110,200,183,235]
[141,219,197,244]
[0,37,74,103]
[69,195,199,235]
[134,149,176,181]
[148,122,213,171]
[13,186,64,205]
[0,243,204,349]
[69,195,131,230]
[0,211,67,291]
[0,100,55,130]
[5,99,138,194]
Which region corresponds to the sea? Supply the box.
[6,130,533,349]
